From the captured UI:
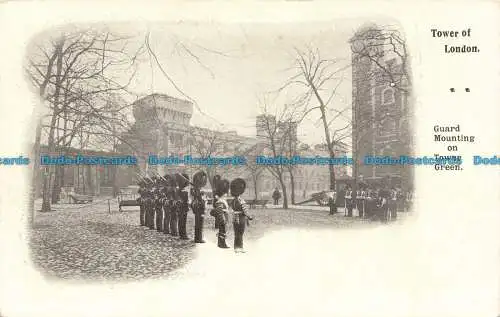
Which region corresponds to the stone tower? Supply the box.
[350,23,413,189]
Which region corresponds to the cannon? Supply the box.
[295,190,334,206]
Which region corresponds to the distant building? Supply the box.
[350,24,414,189]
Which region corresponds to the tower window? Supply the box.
[382,87,395,105]
[378,118,397,136]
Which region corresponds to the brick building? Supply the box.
[254,114,350,200]
[350,24,414,189]
[37,146,124,197]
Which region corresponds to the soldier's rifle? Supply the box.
[152,171,168,182]
[175,172,196,187]
[136,171,154,184]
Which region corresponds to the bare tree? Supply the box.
[282,118,298,204]
[239,144,265,200]
[187,126,251,191]
[278,47,351,191]
[26,26,239,220]
[349,25,411,94]
[349,24,412,191]
[26,28,140,214]
[187,127,223,189]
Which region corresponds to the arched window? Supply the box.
[382,87,395,105]
[384,118,396,131]
[380,145,393,156]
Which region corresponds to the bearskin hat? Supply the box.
[230,178,246,197]
[192,170,207,188]
[175,173,190,189]
[213,175,229,197]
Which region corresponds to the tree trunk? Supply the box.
[352,147,358,195]
[328,165,336,191]
[352,86,359,195]
[278,173,288,209]
[41,169,51,212]
[312,82,336,191]
[112,166,119,197]
[320,102,336,191]
[253,175,258,200]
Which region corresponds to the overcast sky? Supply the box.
[122,19,374,145]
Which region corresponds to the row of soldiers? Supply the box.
[136,170,252,252]
[336,185,413,222]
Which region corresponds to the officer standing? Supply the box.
[328,191,337,215]
[272,188,281,205]
[176,173,191,240]
[162,174,174,235]
[170,176,179,236]
[396,187,404,213]
[378,186,391,222]
[148,176,156,230]
[155,176,164,232]
[146,179,155,230]
[389,187,398,220]
[138,180,147,226]
[212,175,230,249]
[191,171,208,243]
[405,188,413,212]
[355,186,362,217]
[364,186,374,219]
[357,185,366,218]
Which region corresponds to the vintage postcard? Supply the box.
[0,1,498,317]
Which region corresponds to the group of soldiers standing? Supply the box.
[136,170,253,252]
[332,185,413,222]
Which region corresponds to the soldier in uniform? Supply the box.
[356,184,366,218]
[191,171,208,243]
[145,179,156,229]
[389,187,398,220]
[364,186,375,219]
[212,175,230,249]
[378,186,391,222]
[230,178,253,253]
[169,174,180,236]
[154,176,164,232]
[137,180,147,226]
[396,187,404,213]
[158,174,170,233]
[176,173,191,240]
[405,188,413,212]
[370,187,380,220]
[272,188,281,205]
[344,185,354,217]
